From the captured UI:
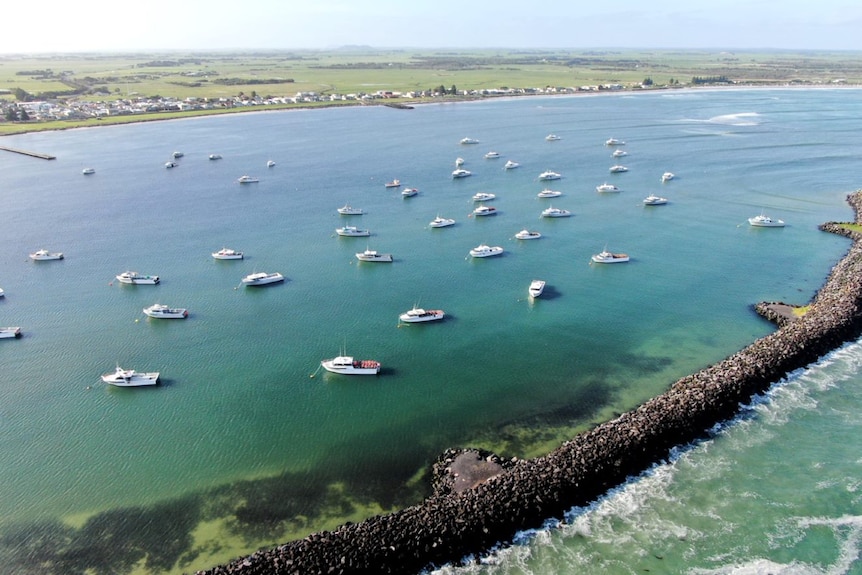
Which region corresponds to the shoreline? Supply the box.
[198,194,862,575]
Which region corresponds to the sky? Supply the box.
[2,0,861,54]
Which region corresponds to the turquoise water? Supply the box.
[0,88,860,574]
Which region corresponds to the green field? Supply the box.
[2,48,861,135]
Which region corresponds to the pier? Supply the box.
[0,146,56,160]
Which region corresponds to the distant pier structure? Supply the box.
[0,146,56,160]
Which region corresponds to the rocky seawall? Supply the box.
[199,192,862,575]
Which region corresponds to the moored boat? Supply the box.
[472,205,497,216]
[212,247,244,260]
[529,280,546,298]
[460,137,480,145]
[452,168,472,178]
[237,175,259,183]
[515,229,542,240]
[429,216,455,228]
[241,271,284,286]
[472,192,496,202]
[612,149,628,157]
[504,160,520,169]
[484,151,501,159]
[165,161,178,169]
[538,170,561,181]
[541,206,571,218]
[643,194,668,205]
[116,271,159,284]
[29,249,63,260]
[336,225,371,237]
[596,183,621,193]
[321,355,381,375]
[537,189,562,198]
[143,304,188,319]
[605,137,625,146]
[399,306,445,323]
[401,187,419,197]
[545,134,561,141]
[82,167,95,175]
[337,204,364,215]
[748,214,785,227]
[609,165,629,173]
[469,244,504,258]
[384,179,401,188]
[591,249,630,263]
[208,154,222,160]
[101,365,160,387]
[267,160,276,167]
[0,326,22,339]
[172,151,184,159]
[355,249,393,262]
[662,172,675,182]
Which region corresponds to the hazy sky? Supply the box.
[2,0,861,54]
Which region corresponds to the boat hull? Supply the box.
[592,254,630,263]
[116,274,159,284]
[355,253,393,262]
[399,309,445,323]
[143,306,188,319]
[101,368,160,387]
[529,281,546,297]
[242,273,284,286]
[212,250,243,260]
[0,327,22,339]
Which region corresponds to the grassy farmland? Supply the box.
[1,48,861,135]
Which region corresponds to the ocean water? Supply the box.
[0,88,860,575]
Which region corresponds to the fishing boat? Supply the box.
[337,204,364,215]
[399,306,445,323]
[591,249,630,263]
[143,304,188,319]
[212,247,244,260]
[116,271,159,284]
[384,179,401,188]
[321,354,381,375]
[100,365,160,387]
[355,249,393,262]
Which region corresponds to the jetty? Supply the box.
[0,146,56,160]
[199,192,862,575]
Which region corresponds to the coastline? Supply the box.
[198,192,862,575]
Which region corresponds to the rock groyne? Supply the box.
[199,192,862,575]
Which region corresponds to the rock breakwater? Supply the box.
[199,192,862,575]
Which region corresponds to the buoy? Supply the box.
[134,318,139,322]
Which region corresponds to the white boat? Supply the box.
[0,326,22,339]
[165,161,178,169]
[0,287,4,297]
[212,247,244,260]
[355,249,393,262]
[429,216,455,228]
[538,170,561,181]
[541,206,571,218]
[399,306,445,323]
[82,167,95,175]
[452,168,472,178]
[748,214,786,227]
[605,138,625,146]
[336,225,370,237]
[172,151,184,159]
[469,244,504,258]
[401,187,419,197]
[504,160,520,169]
[596,183,621,193]
[609,165,629,173]
[267,160,276,167]
[537,189,562,198]
[237,175,259,183]
[209,154,222,160]
[460,137,480,145]
[337,204,364,215]
[515,229,542,240]
[101,365,160,387]
[143,304,188,319]
[455,157,465,166]
[321,355,381,375]
[472,192,496,202]
[29,249,63,260]
[612,149,628,157]
[643,194,668,205]
[384,179,401,188]
[545,134,561,141]
[116,271,160,285]
[661,172,675,182]
[591,249,630,263]
[529,280,546,298]
[484,151,501,159]
[472,205,497,216]
[242,271,284,286]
